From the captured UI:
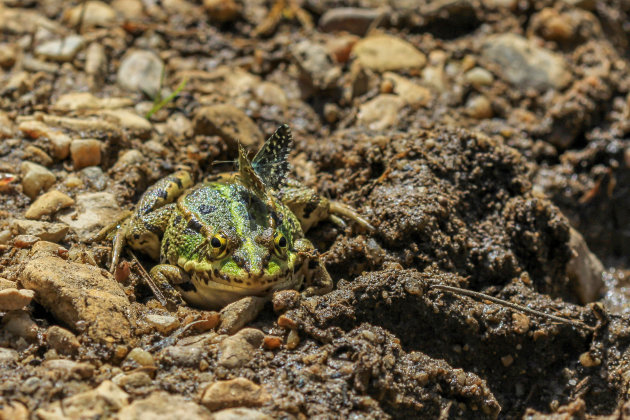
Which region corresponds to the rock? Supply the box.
[210,408,272,420]
[0,111,14,138]
[101,109,152,138]
[24,145,53,167]
[290,40,341,90]
[145,314,180,335]
[217,328,264,369]
[57,192,121,240]
[352,34,426,72]
[201,378,270,411]
[0,42,18,68]
[0,288,35,311]
[382,72,431,108]
[79,166,108,191]
[113,371,153,389]
[219,296,267,335]
[41,114,118,134]
[53,92,133,112]
[357,94,405,130]
[319,7,384,36]
[29,241,68,259]
[160,345,203,367]
[0,230,12,245]
[0,278,16,290]
[42,359,95,379]
[117,50,165,97]
[0,347,19,364]
[45,326,81,355]
[203,0,241,22]
[20,161,56,199]
[70,139,102,169]
[0,401,28,420]
[13,234,40,249]
[64,1,118,27]
[24,190,74,220]
[193,105,263,149]
[85,42,107,79]
[35,381,129,419]
[2,310,38,340]
[465,94,493,119]
[272,290,301,313]
[20,255,132,345]
[464,67,494,87]
[35,35,85,62]
[567,228,604,304]
[125,348,155,367]
[18,120,71,159]
[482,33,571,92]
[112,0,145,19]
[13,219,69,243]
[118,391,212,420]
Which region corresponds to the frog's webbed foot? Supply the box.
[294,238,332,296]
[149,264,188,311]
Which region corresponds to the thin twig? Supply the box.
[430,284,595,332]
[127,249,168,308]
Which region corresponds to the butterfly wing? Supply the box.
[251,124,293,190]
[237,143,267,198]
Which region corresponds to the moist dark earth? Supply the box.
[1,0,630,419]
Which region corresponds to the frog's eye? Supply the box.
[274,232,288,255]
[210,233,228,258]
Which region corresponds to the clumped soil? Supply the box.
[1,0,630,419]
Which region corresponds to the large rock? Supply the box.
[118,391,212,420]
[217,328,264,369]
[35,381,129,419]
[193,105,263,149]
[58,192,121,240]
[482,33,571,91]
[20,255,132,344]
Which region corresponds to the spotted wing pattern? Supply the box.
[251,124,293,190]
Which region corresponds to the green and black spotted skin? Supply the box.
[161,179,307,308]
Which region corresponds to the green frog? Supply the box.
[105,125,372,309]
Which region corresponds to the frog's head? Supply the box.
[172,183,304,307]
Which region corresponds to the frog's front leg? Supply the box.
[294,238,332,296]
[148,264,189,310]
[110,171,193,270]
[277,179,374,232]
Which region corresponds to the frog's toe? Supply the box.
[329,201,374,232]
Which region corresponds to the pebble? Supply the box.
[113,371,153,389]
[219,296,267,335]
[117,50,165,98]
[70,139,102,169]
[567,228,604,304]
[118,391,211,420]
[45,326,81,355]
[24,145,53,167]
[112,0,145,19]
[253,82,288,108]
[464,67,494,87]
[262,336,283,350]
[43,359,95,379]
[0,111,14,138]
[64,1,118,27]
[13,219,69,243]
[272,290,301,313]
[101,109,152,138]
[511,313,530,334]
[114,150,145,168]
[465,95,493,119]
[80,166,108,191]
[352,34,426,72]
[2,310,38,340]
[579,351,601,367]
[319,7,384,36]
[0,230,11,245]
[24,190,74,220]
[0,278,15,289]
[0,347,19,364]
[125,347,155,367]
[35,381,129,419]
[85,42,107,79]
[20,161,56,199]
[160,345,203,367]
[194,105,263,149]
[201,377,270,411]
[145,313,180,335]
[35,35,85,62]
[53,92,133,112]
[20,255,132,346]
[357,94,405,130]
[482,33,571,91]
[382,72,431,108]
[290,40,340,90]
[18,120,71,159]
[0,288,34,311]
[203,0,241,22]
[217,328,264,369]
[0,42,17,68]
[210,408,273,420]
[58,192,121,240]
[13,234,40,248]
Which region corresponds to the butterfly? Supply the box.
[238,124,293,194]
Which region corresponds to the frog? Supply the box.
[103,124,373,310]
